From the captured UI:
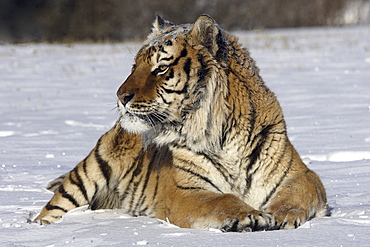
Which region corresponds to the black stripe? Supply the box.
[135,145,170,211]
[260,148,294,207]
[94,140,111,186]
[183,58,191,77]
[139,206,149,216]
[245,123,271,192]
[136,195,147,214]
[137,149,158,202]
[133,164,142,177]
[165,68,174,81]
[197,151,231,182]
[45,202,68,213]
[151,172,160,201]
[58,185,80,208]
[266,137,288,178]
[294,220,299,229]
[170,48,187,66]
[130,159,146,213]
[158,45,168,54]
[119,155,143,202]
[246,101,256,144]
[220,123,228,147]
[129,177,144,213]
[246,136,264,173]
[160,56,174,61]
[90,183,100,210]
[71,167,89,202]
[158,89,171,104]
[47,179,64,191]
[68,171,78,186]
[176,185,203,190]
[160,83,187,94]
[246,122,274,171]
[174,164,222,193]
[82,158,88,179]
[151,147,165,201]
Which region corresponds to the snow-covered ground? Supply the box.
[1,25,369,246]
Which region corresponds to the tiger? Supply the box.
[33,14,329,232]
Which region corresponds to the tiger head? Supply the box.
[117,15,230,151]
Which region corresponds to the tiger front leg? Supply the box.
[33,162,91,225]
[34,148,117,225]
[263,170,329,230]
[163,189,275,232]
[34,136,110,225]
[33,125,144,225]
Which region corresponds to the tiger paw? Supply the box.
[32,214,62,225]
[221,211,274,232]
[273,208,308,229]
[32,218,52,225]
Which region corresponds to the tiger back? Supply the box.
[34,15,329,231]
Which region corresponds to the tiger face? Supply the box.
[117,38,192,133]
[117,16,228,149]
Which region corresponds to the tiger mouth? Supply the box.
[117,100,168,132]
[134,112,163,125]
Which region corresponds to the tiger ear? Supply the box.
[190,14,226,60]
[153,15,175,31]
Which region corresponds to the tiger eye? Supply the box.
[159,65,168,71]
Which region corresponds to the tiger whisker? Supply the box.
[145,115,156,129]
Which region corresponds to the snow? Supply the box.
[1,25,370,246]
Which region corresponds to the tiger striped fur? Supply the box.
[34,15,329,231]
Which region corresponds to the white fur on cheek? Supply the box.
[117,100,150,133]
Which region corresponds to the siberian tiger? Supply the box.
[34,15,329,231]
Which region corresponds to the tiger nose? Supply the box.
[117,92,135,106]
